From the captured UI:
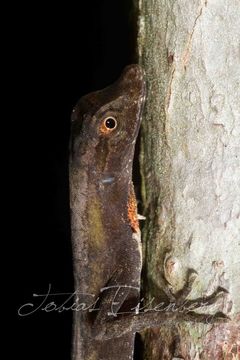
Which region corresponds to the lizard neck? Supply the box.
[87,165,134,233]
[70,155,138,240]
[78,139,136,227]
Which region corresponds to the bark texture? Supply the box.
[137,0,240,358]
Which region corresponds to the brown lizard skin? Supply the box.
[69,65,145,360]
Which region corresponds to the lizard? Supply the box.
[69,64,228,360]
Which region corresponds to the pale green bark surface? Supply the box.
[138,0,240,358]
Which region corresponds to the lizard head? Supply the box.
[71,64,146,182]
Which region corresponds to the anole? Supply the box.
[69,65,228,360]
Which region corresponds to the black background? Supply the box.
[14,1,138,359]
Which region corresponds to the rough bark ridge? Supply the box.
[137,0,240,358]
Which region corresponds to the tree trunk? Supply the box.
[137,0,240,358]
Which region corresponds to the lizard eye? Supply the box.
[100,117,118,134]
[104,117,117,129]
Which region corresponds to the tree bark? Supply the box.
[137,0,240,358]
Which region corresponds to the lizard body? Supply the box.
[69,65,228,360]
[69,65,145,360]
